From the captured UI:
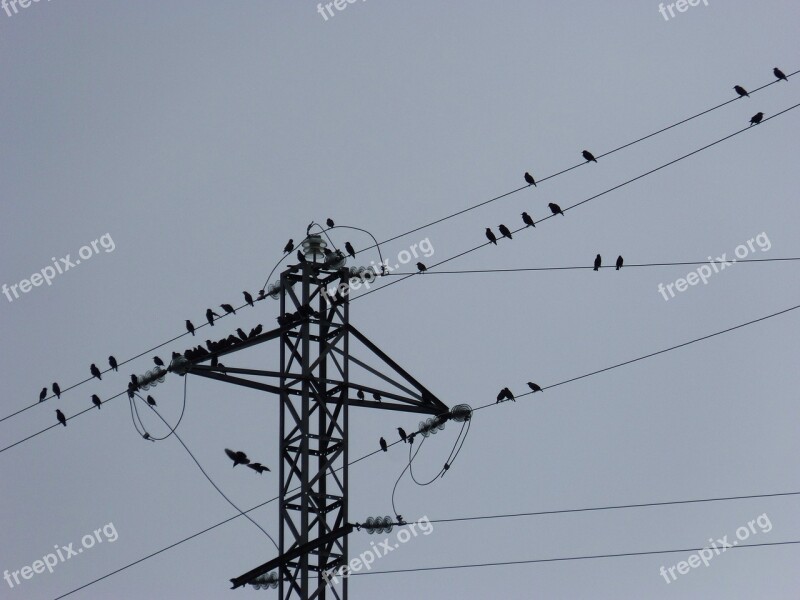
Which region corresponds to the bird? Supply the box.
[750,112,764,126]
[502,387,515,402]
[91,394,102,409]
[206,308,219,326]
[53,382,61,399]
[296,249,306,263]
[56,409,66,426]
[345,242,356,258]
[39,387,47,402]
[326,218,335,228]
[90,363,102,380]
[615,255,623,270]
[527,382,542,393]
[224,448,250,467]
[153,356,165,367]
[252,324,263,336]
[356,389,365,401]
[146,395,157,407]
[108,356,118,371]
[373,392,382,402]
[734,85,749,98]
[237,328,248,341]
[582,150,597,163]
[548,202,564,216]
[283,239,294,253]
[398,427,408,443]
[221,303,236,315]
[498,224,513,240]
[485,227,498,245]
[257,289,267,301]
[521,212,535,228]
[524,172,536,186]
[379,437,388,452]
[248,462,270,474]
[186,320,196,336]
[130,374,139,389]
[774,67,788,82]
[243,291,254,307]
[593,254,601,271]
[416,262,427,272]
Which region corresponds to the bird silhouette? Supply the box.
[237,328,248,341]
[326,218,335,228]
[774,67,788,82]
[503,387,515,401]
[373,392,382,402]
[248,462,270,474]
[594,254,601,271]
[750,112,764,126]
[498,224,513,240]
[221,304,236,315]
[92,394,102,409]
[206,309,219,326]
[284,239,294,254]
[522,212,535,228]
[615,255,623,270]
[485,228,498,245]
[130,374,139,389]
[296,249,306,263]
[345,242,356,258]
[126,383,135,399]
[734,85,749,98]
[356,389,365,400]
[146,395,157,407]
[108,356,118,372]
[186,320,196,336]
[527,382,542,393]
[416,262,427,272]
[153,356,165,367]
[524,172,536,187]
[90,364,102,380]
[379,437,388,452]
[582,150,597,163]
[398,427,408,443]
[243,291,254,307]
[56,409,66,426]
[548,202,564,216]
[252,324,263,336]
[257,289,267,301]
[39,387,47,402]
[224,448,250,467]
[53,383,61,399]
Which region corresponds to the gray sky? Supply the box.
[1,1,799,598]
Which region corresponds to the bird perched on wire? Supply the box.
[498,224,513,240]
[524,172,536,187]
[379,437,388,452]
[236,328,248,342]
[206,308,219,326]
[283,239,294,253]
[345,242,356,258]
[39,387,47,402]
[56,409,67,427]
[485,227,498,245]
[734,85,749,98]
[92,394,102,409]
[257,289,267,301]
[53,382,61,399]
[527,382,542,393]
[221,304,236,316]
[248,462,270,474]
[243,291,254,307]
[153,356,165,367]
[416,262,427,272]
[108,356,118,372]
[593,254,602,271]
[521,212,535,228]
[616,255,624,270]
[398,427,408,443]
[225,448,250,467]
[496,387,514,403]
[548,202,564,216]
[582,150,597,163]
[146,395,157,407]
[356,389,365,401]
[373,392,382,402]
[774,67,788,82]
[186,320,196,336]
[750,112,764,126]
[326,218,335,228]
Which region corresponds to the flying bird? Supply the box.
[224,448,250,467]
[92,394,102,409]
[248,462,270,474]
[416,262,427,272]
[108,356,118,371]
[774,67,788,82]
[485,227,498,245]
[326,218,335,227]
[548,202,564,216]
[90,363,102,380]
[56,409,67,427]
[379,437,388,452]
[39,387,47,402]
[527,382,542,393]
[582,150,597,163]
[733,85,749,98]
[524,172,536,187]
[345,242,356,258]
[186,320,196,336]
[153,356,164,367]
[498,224,513,240]
[283,239,294,253]
[398,427,408,443]
[750,112,764,126]
[221,303,236,315]
[593,254,601,271]
[616,255,623,270]
[243,291,254,307]
[53,383,61,399]
[521,212,535,228]
[146,395,157,407]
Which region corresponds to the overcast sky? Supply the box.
[2,1,799,599]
